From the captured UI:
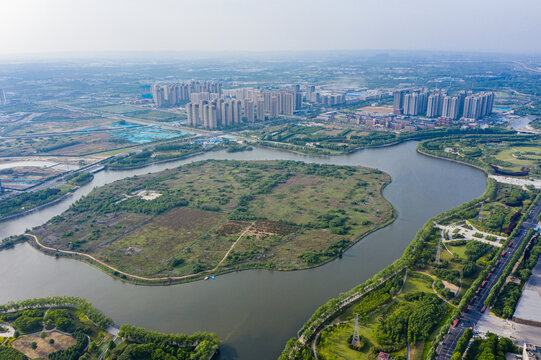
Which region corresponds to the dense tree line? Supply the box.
[298,239,352,266]
[376,294,444,346]
[0,347,28,360]
[115,324,219,360]
[493,235,541,318]
[105,143,212,169]
[485,229,536,307]
[261,125,513,154]
[65,172,94,186]
[37,140,80,153]
[450,328,472,360]
[427,192,540,360]
[281,174,506,359]
[48,331,88,360]
[464,333,517,360]
[0,186,70,219]
[0,296,113,330]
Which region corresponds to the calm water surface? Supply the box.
[0,141,486,359]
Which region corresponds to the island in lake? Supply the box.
[26,160,394,284]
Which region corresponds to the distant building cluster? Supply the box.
[0,89,6,106]
[319,110,435,132]
[185,85,302,129]
[186,99,242,129]
[151,81,223,108]
[305,86,346,106]
[393,89,494,122]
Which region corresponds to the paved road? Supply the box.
[436,198,541,359]
[476,312,541,347]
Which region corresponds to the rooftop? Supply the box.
[513,258,541,326]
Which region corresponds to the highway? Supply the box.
[436,197,541,359]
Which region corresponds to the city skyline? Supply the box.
[1,0,541,56]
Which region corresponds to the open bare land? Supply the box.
[31,160,393,282]
[12,331,76,359]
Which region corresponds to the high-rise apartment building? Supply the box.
[393,90,407,114]
[244,100,255,123]
[270,96,278,119]
[426,92,444,117]
[441,96,460,120]
[256,99,265,121]
[392,88,492,121]
[232,100,242,125]
[462,92,494,120]
[402,90,428,116]
[0,89,7,106]
[152,81,222,108]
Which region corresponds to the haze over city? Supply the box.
[1,0,541,56]
[0,2,541,360]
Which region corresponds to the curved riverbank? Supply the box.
[279,157,496,359]
[24,176,397,286]
[416,147,490,175]
[0,191,75,223]
[0,142,487,360]
[104,150,209,171]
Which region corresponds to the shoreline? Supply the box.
[280,146,500,358]
[416,147,490,175]
[23,176,397,286]
[0,191,75,223]
[0,175,96,223]
[3,141,491,288]
[104,150,209,171]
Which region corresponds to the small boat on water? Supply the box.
[210,275,215,279]
[204,276,209,280]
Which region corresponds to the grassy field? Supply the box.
[445,242,468,259]
[92,104,186,122]
[399,271,434,297]
[0,124,186,157]
[33,160,393,280]
[8,117,113,135]
[494,146,541,169]
[317,322,371,359]
[419,135,541,178]
[316,269,450,360]
[0,132,131,157]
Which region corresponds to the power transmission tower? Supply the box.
[435,234,441,264]
[479,203,484,222]
[352,313,361,347]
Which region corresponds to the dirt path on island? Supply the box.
[25,232,247,283]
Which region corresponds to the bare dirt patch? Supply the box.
[357,105,393,113]
[12,331,76,359]
[216,221,251,236]
[134,189,162,200]
[253,220,297,236]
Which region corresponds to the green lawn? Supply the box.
[495,146,541,168]
[445,242,467,260]
[317,322,370,360]
[399,271,434,297]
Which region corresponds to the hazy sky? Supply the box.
[1,0,540,56]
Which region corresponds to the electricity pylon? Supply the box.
[352,313,361,346]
